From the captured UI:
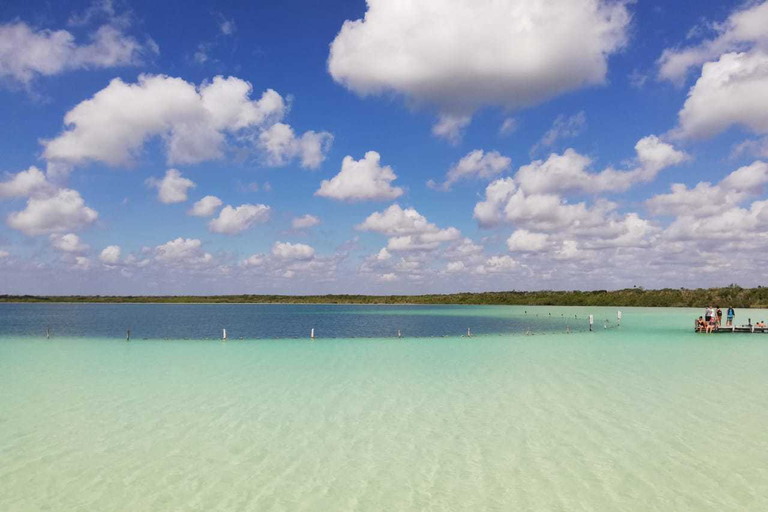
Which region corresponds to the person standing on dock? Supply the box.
[726,306,735,326]
[716,306,723,327]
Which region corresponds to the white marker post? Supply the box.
[310,328,315,340]
[617,310,622,326]
[222,328,227,341]
[589,314,594,332]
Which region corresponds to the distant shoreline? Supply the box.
[2,286,767,308]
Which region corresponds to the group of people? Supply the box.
[695,306,735,333]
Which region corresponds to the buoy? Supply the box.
[617,310,622,326]
[467,327,472,337]
[397,329,402,338]
[222,328,227,341]
[589,315,594,332]
[310,328,315,340]
[126,328,131,341]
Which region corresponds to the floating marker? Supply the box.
[617,310,622,326]
[46,327,50,339]
[310,328,315,339]
[222,328,227,341]
[589,314,594,332]
[126,328,131,341]
[566,326,570,334]
[397,329,402,338]
[467,327,472,337]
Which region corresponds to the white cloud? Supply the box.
[271,242,315,260]
[507,230,549,252]
[732,137,768,159]
[375,248,392,260]
[219,17,236,36]
[42,74,287,166]
[258,123,333,169]
[154,237,213,266]
[657,1,768,84]
[146,169,196,204]
[292,214,320,229]
[329,0,629,129]
[515,135,688,195]
[188,195,223,217]
[483,255,520,273]
[646,161,768,218]
[499,117,519,136]
[530,111,586,155]
[0,21,151,86]
[74,256,91,270]
[0,166,53,198]
[357,204,461,252]
[432,150,511,191]
[100,245,121,264]
[316,151,403,201]
[0,250,8,258]
[431,114,471,144]
[7,188,98,235]
[378,273,398,282]
[240,254,264,267]
[674,51,768,140]
[50,233,88,253]
[208,203,270,234]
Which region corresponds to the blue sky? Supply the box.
[1,0,767,294]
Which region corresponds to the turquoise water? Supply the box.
[1,305,767,511]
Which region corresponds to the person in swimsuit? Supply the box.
[726,306,735,326]
[716,306,723,326]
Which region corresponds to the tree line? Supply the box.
[2,285,768,308]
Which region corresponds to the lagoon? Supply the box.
[1,304,767,511]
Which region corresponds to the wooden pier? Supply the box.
[694,321,768,333]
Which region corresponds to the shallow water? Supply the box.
[1,305,767,511]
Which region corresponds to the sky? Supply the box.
[1,0,767,295]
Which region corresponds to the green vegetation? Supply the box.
[2,285,768,308]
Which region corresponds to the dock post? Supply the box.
[589,315,594,332]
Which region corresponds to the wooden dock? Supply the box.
[694,321,768,333]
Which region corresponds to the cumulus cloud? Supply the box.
[0,250,9,258]
[146,169,196,204]
[271,242,315,260]
[657,1,768,84]
[258,123,334,169]
[0,167,53,198]
[188,195,223,217]
[430,149,511,191]
[0,20,151,86]
[329,0,629,133]
[154,237,213,266]
[292,214,320,229]
[674,51,768,140]
[100,245,121,264]
[473,173,655,251]
[357,204,461,252]
[515,135,688,195]
[507,230,550,252]
[316,151,403,201]
[208,203,270,234]
[42,74,287,166]
[7,188,98,235]
[50,233,88,253]
[646,161,768,218]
